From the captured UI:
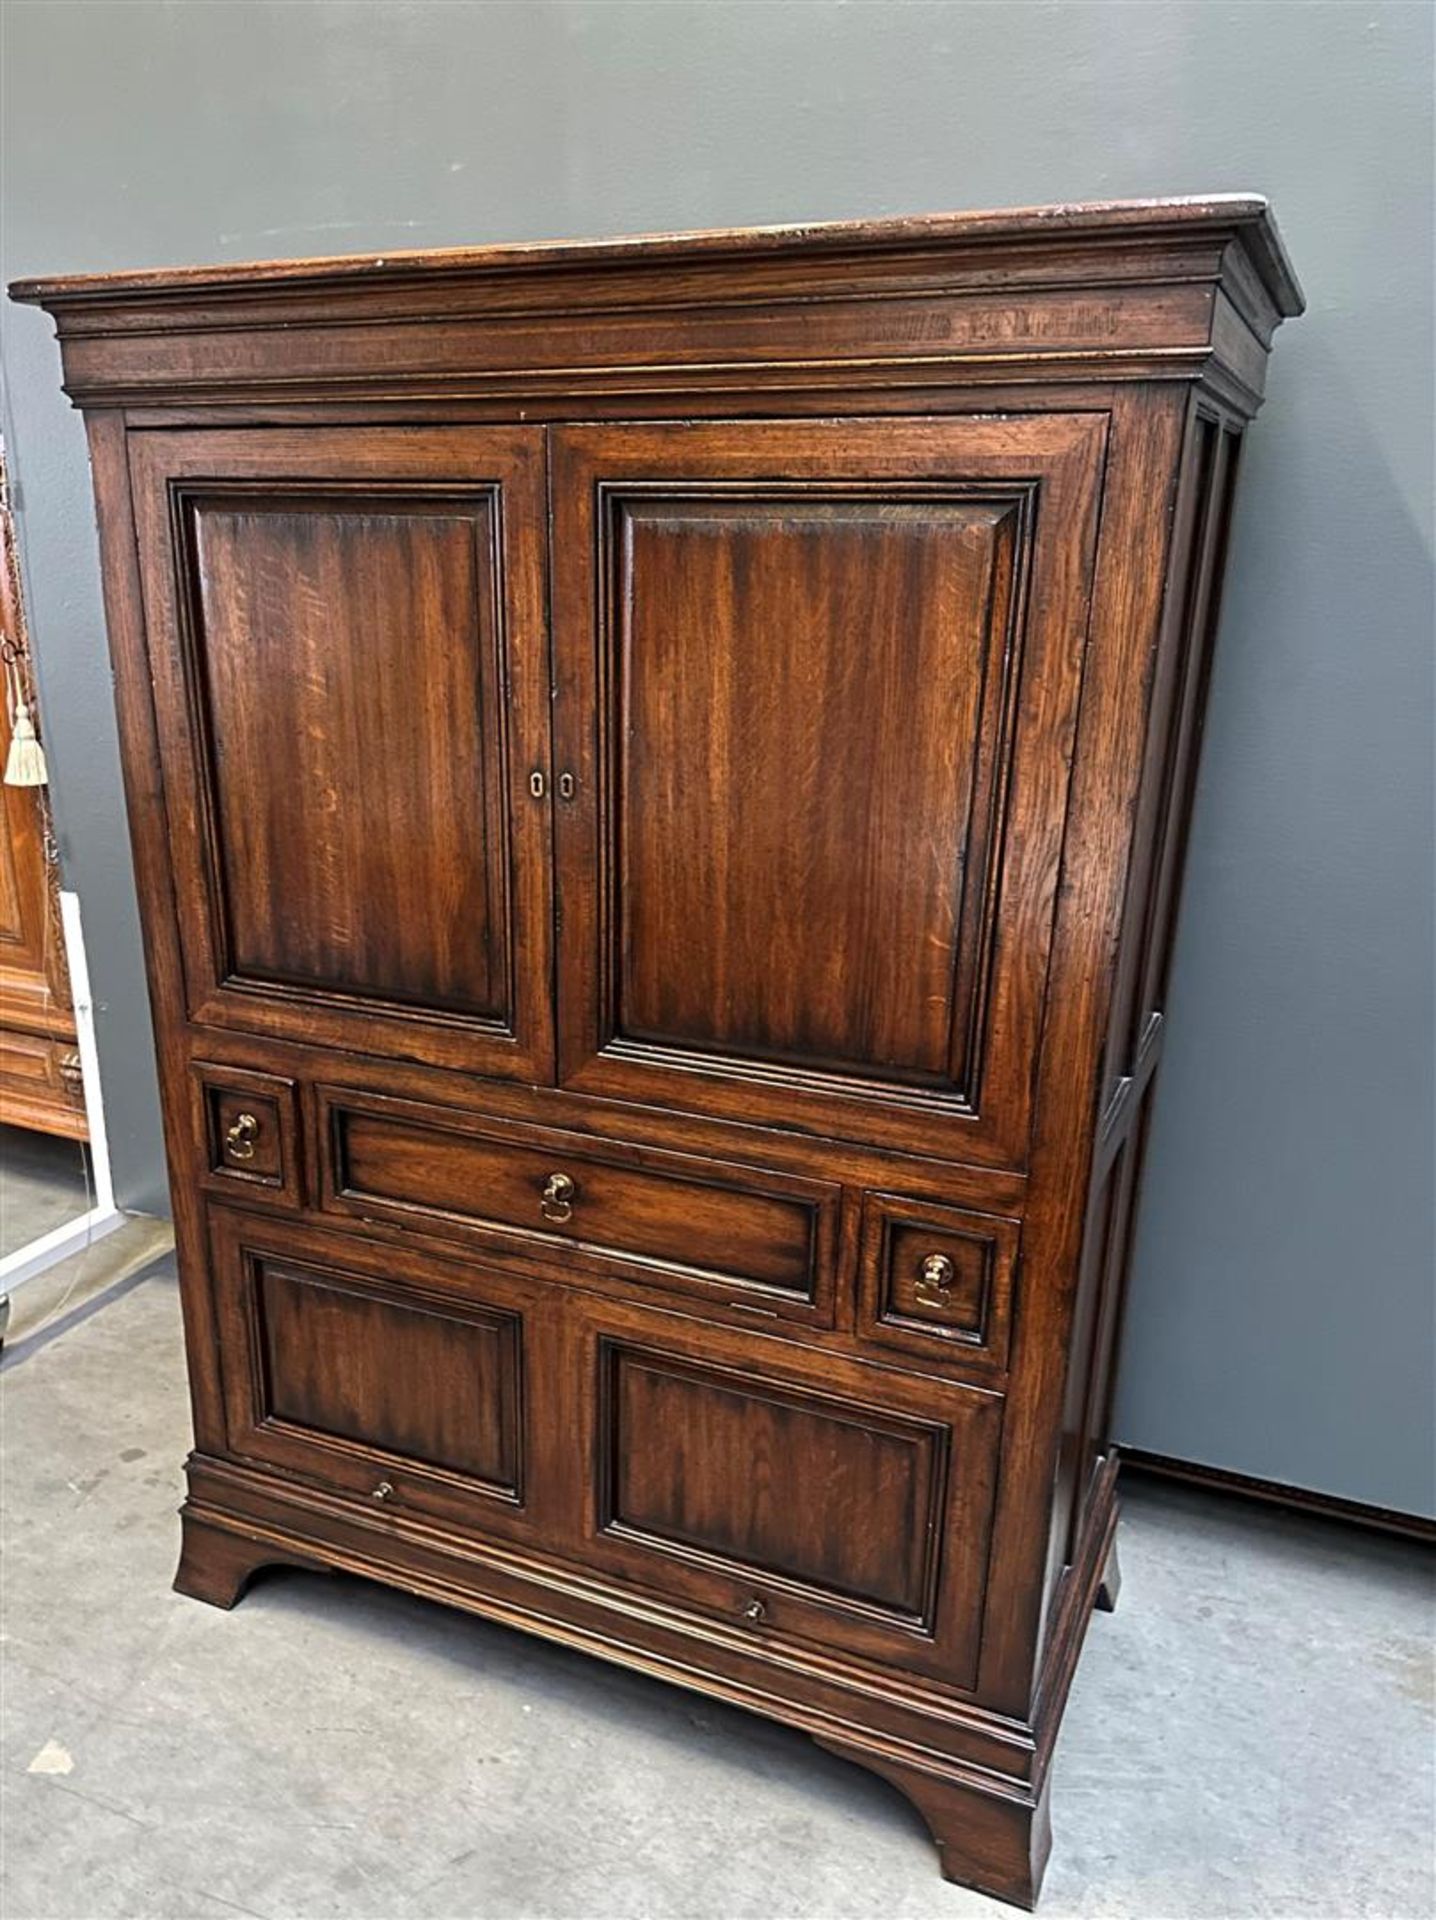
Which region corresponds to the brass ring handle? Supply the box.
[540,1171,576,1224]
[224,1111,259,1162]
[915,1252,955,1307]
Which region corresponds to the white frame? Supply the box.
[0,890,123,1293]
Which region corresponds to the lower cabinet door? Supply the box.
[577,1300,1004,1691]
[206,1206,557,1541]
[205,1204,1003,1690]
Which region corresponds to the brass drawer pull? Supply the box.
[743,1597,767,1625]
[224,1111,259,1162]
[540,1171,577,1224]
[914,1252,955,1307]
[372,1480,395,1503]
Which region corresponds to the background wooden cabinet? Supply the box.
[14,197,1300,1907]
[0,454,85,1140]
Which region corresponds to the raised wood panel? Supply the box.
[615,496,1018,1084]
[1132,427,1242,1052]
[1055,1133,1141,1576]
[191,1062,301,1208]
[127,427,554,1080]
[0,1028,59,1089]
[190,497,507,1015]
[551,416,1108,1167]
[208,1206,536,1534]
[586,1324,1003,1688]
[857,1192,1019,1373]
[608,1348,940,1617]
[257,1263,519,1489]
[0,1028,85,1138]
[1103,410,1241,1105]
[0,1048,86,1137]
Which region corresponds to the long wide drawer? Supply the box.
[317,1086,840,1326]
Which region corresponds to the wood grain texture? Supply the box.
[11,198,1302,418]
[856,1191,1020,1372]
[191,1061,300,1207]
[613,496,1018,1081]
[582,1311,1001,1689]
[258,1262,519,1487]
[320,1087,839,1319]
[188,496,508,1014]
[551,415,1107,1167]
[9,196,1303,304]
[607,1348,941,1615]
[24,204,1300,1908]
[0,454,83,1137]
[125,427,555,1082]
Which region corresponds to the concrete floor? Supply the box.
[0,1124,93,1259]
[2,1268,1432,1920]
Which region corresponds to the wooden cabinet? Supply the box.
[13,197,1301,1907]
[0,456,85,1139]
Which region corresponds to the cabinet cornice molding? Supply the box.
[11,197,1301,416]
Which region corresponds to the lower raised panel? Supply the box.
[257,1265,519,1490]
[206,1205,541,1538]
[605,1347,942,1621]
[586,1317,1003,1690]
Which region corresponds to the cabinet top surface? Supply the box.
[10,195,1302,315]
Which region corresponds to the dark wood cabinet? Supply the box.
[13,197,1301,1907]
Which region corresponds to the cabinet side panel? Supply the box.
[1052,407,1244,1603]
[971,386,1189,1718]
[83,410,226,1447]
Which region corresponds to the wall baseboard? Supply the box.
[1119,1448,1435,1545]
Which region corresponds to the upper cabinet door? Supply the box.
[129,428,553,1081]
[550,417,1108,1167]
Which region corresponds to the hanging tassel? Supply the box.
[5,694,47,786]
[3,655,47,787]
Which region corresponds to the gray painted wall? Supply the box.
[2,1,1430,1514]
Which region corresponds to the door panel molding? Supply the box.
[550,417,1108,1166]
[128,427,555,1081]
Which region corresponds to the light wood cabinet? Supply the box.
[0,458,85,1141]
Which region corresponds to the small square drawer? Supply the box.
[857,1192,1018,1373]
[192,1064,301,1207]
